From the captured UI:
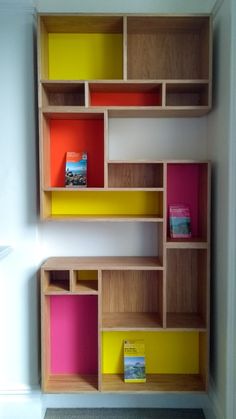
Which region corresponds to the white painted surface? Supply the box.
[0,0,234,419]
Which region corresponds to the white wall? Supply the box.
[1,0,233,418]
[206,0,236,419]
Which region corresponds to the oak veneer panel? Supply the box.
[40,15,124,34]
[165,83,209,107]
[101,373,205,392]
[108,163,163,188]
[166,249,207,329]
[42,256,163,270]
[127,16,210,80]
[45,374,98,393]
[42,82,85,106]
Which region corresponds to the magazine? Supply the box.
[169,204,191,238]
[65,151,87,187]
[124,340,146,383]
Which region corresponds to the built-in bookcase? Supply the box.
[38,13,211,394]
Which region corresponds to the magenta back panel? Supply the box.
[167,164,200,238]
[50,295,98,374]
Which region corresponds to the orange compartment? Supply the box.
[90,91,161,107]
[50,118,104,188]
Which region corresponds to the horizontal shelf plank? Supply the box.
[101,373,206,393]
[102,312,163,330]
[166,240,208,249]
[44,187,164,192]
[167,313,207,330]
[43,214,163,222]
[44,374,98,393]
[42,257,163,271]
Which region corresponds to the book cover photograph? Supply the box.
[65,151,87,187]
[124,340,146,383]
[169,204,191,238]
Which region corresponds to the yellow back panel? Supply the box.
[102,331,199,374]
[48,33,123,80]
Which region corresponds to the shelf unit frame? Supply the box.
[38,13,212,395]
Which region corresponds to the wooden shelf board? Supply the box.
[44,187,164,192]
[42,257,163,271]
[74,280,98,294]
[102,312,163,330]
[167,313,206,330]
[43,214,163,222]
[45,280,70,293]
[44,374,98,393]
[166,240,208,249]
[101,373,206,393]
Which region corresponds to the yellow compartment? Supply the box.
[51,191,162,217]
[48,33,123,80]
[102,331,199,374]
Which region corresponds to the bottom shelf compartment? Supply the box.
[102,331,207,392]
[44,374,98,393]
[101,373,205,392]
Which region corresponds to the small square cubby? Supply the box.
[43,270,70,293]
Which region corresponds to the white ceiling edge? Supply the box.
[0,0,219,14]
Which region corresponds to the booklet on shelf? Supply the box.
[65,151,87,187]
[169,204,191,238]
[124,339,146,383]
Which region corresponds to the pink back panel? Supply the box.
[50,295,98,374]
[167,164,200,238]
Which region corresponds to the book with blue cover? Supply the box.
[65,151,87,187]
[124,340,146,383]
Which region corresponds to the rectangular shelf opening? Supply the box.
[44,295,99,392]
[127,16,210,80]
[102,331,207,392]
[41,114,105,188]
[166,162,209,241]
[166,249,207,329]
[165,83,209,107]
[89,83,162,107]
[42,190,163,221]
[39,15,124,80]
[108,162,163,188]
[102,271,163,329]
[41,82,85,107]
[72,270,98,294]
[43,270,70,293]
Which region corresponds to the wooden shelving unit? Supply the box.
[38,13,211,394]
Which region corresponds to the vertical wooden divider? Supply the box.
[104,111,109,188]
[162,82,166,108]
[123,16,127,81]
[162,162,168,329]
[98,269,102,391]
[84,81,90,108]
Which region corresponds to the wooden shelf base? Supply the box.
[43,374,98,393]
[101,373,206,392]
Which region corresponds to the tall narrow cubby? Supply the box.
[38,13,212,394]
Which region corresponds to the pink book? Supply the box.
[169,204,191,238]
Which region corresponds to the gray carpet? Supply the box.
[45,408,205,418]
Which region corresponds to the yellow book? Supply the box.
[124,340,146,383]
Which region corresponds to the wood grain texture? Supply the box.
[101,373,206,392]
[44,374,98,393]
[108,163,163,188]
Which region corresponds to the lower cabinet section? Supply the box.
[41,257,209,394]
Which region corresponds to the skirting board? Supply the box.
[0,387,217,419]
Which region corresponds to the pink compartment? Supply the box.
[167,164,204,239]
[50,295,98,374]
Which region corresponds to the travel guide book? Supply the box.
[65,151,87,187]
[124,340,146,383]
[169,204,191,238]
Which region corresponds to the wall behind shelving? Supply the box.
[1,0,234,419]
